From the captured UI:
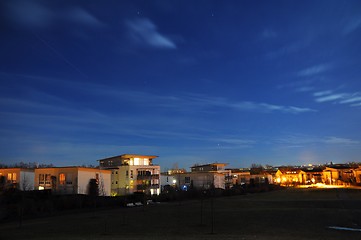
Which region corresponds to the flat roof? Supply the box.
[191,163,228,168]
[0,168,35,172]
[97,154,158,161]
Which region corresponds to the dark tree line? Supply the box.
[0,162,54,169]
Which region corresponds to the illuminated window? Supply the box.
[59,173,65,185]
[134,158,139,165]
[45,174,51,185]
[39,174,44,184]
[144,158,149,165]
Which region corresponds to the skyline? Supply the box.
[1,0,361,170]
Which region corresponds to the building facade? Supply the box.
[0,168,35,191]
[275,169,306,186]
[98,154,161,196]
[173,172,226,190]
[34,167,111,195]
[323,165,354,185]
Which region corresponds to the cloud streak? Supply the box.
[126,18,176,49]
[297,64,330,77]
[5,1,104,29]
[343,16,361,35]
[312,89,361,107]
[277,134,360,146]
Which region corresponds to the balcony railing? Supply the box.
[136,184,160,190]
[136,174,159,180]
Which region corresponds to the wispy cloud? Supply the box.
[126,18,176,49]
[313,90,333,97]
[6,0,54,29]
[65,7,104,28]
[295,86,315,92]
[312,89,361,107]
[315,93,347,103]
[297,64,330,77]
[266,40,308,59]
[261,29,277,39]
[5,1,104,29]
[324,136,359,145]
[339,96,361,104]
[343,16,361,35]
[231,102,316,114]
[277,134,360,146]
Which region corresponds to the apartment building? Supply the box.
[34,167,111,195]
[98,154,160,196]
[0,168,34,190]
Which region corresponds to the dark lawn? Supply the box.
[1,188,361,240]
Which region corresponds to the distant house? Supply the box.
[275,169,306,186]
[301,167,324,184]
[323,165,355,185]
[250,172,273,186]
[0,168,34,191]
[160,169,186,191]
[98,154,160,196]
[34,167,111,195]
[228,169,251,186]
[352,166,361,184]
[173,171,226,190]
[167,163,231,190]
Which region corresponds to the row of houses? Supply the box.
[0,154,160,196]
[1,154,361,196]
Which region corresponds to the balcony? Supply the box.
[136,184,160,190]
[137,174,159,180]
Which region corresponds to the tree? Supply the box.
[87,179,99,196]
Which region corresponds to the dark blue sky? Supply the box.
[1,0,361,170]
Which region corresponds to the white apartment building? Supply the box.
[98,154,160,196]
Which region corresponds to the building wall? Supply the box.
[34,167,111,195]
[0,168,35,190]
[110,165,161,196]
[160,174,177,190]
[34,168,58,191]
[79,169,111,196]
[353,168,361,184]
[19,170,35,190]
[175,172,226,189]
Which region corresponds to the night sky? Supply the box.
[1,0,361,170]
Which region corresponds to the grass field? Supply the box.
[1,188,361,240]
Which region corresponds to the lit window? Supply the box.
[45,174,51,185]
[39,174,45,184]
[134,158,140,165]
[59,173,65,185]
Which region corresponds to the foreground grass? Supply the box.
[1,188,361,240]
